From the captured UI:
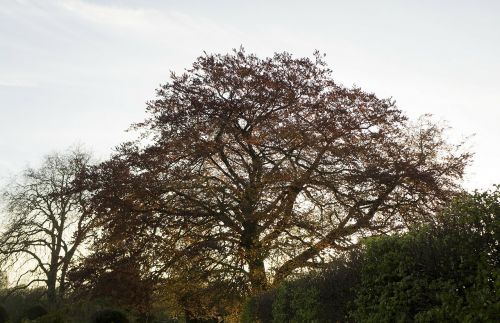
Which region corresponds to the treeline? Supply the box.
[243,190,499,322]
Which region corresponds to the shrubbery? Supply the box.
[272,282,321,323]
[32,312,66,323]
[91,309,129,323]
[352,189,499,322]
[24,305,48,320]
[0,305,8,323]
[242,253,362,323]
[241,188,500,322]
[0,287,46,323]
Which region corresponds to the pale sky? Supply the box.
[0,0,499,191]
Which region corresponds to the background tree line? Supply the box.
[0,48,494,322]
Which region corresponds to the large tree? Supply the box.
[81,49,470,300]
[0,148,93,304]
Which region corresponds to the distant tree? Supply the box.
[81,48,470,305]
[0,148,94,304]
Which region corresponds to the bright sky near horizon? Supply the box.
[0,0,499,191]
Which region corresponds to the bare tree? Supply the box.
[0,148,93,304]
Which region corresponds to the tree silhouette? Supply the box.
[82,48,470,299]
[0,148,94,304]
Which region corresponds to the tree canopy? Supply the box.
[0,148,93,304]
[74,48,470,312]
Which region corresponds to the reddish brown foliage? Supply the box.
[73,49,470,313]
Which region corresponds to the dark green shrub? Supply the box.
[0,305,8,323]
[310,254,362,322]
[271,280,322,323]
[242,252,361,322]
[240,297,256,323]
[33,312,66,323]
[92,309,129,323]
[134,314,154,323]
[241,290,274,323]
[350,189,500,322]
[25,305,48,320]
[0,287,46,323]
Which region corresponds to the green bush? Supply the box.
[240,297,256,323]
[32,312,66,323]
[0,305,8,323]
[272,282,321,323]
[241,290,274,323]
[25,305,48,320]
[270,284,291,323]
[242,252,361,322]
[92,309,129,323]
[0,287,47,323]
[350,188,500,322]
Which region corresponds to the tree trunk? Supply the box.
[46,268,58,304]
[48,229,62,305]
[242,219,268,294]
[248,257,268,294]
[58,247,76,299]
[58,263,68,299]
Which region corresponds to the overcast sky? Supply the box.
[0,0,499,191]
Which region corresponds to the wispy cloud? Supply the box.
[56,0,230,42]
[1,0,498,191]
[0,80,38,88]
[0,0,238,87]
[59,0,159,29]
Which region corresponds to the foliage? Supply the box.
[240,291,275,323]
[350,188,500,322]
[45,298,118,323]
[0,287,46,323]
[243,253,361,322]
[0,305,8,323]
[32,311,66,323]
[24,305,48,320]
[68,251,156,314]
[271,281,322,323]
[91,309,130,323]
[0,287,147,323]
[239,298,255,323]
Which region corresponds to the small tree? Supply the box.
[0,148,94,304]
